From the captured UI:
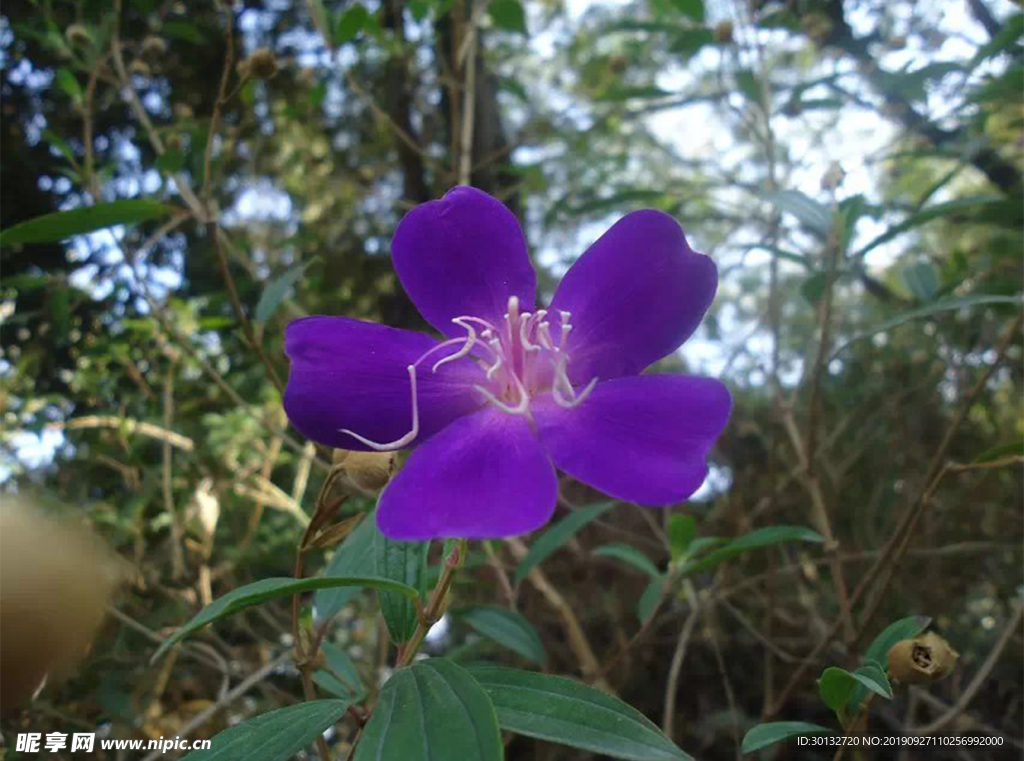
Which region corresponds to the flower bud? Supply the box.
[713,20,734,44]
[141,35,169,58]
[129,59,152,78]
[65,24,92,47]
[887,632,959,685]
[333,449,395,492]
[243,48,279,80]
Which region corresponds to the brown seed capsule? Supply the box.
[887,632,959,685]
[334,449,396,492]
[129,59,152,78]
[245,48,279,80]
[713,20,734,44]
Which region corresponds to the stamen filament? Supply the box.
[340,364,420,450]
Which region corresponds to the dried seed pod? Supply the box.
[713,20,734,44]
[244,48,279,80]
[334,449,396,492]
[887,632,959,685]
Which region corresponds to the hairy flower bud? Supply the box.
[141,35,169,58]
[64,24,91,47]
[887,632,959,685]
[333,449,396,492]
[243,48,279,80]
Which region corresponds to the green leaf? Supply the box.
[740,722,833,754]
[55,68,83,104]
[375,532,428,643]
[0,200,177,246]
[762,189,833,236]
[355,659,502,761]
[669,0,704,22]
[669,28,713,57]
[514,502,615,583]
[254,261,313,323]
[335,4,369,44]
[459,606,547,666]
[163,21,206,44]
[593,543,660,577]
[637,575,665,623]
[313,642,366,700]
[668,515,696,562]
[181,700,348,761]
[902,261,940,301]
[832,295,1021,355]
[679,526,824,576]
[819,665,891,719]
[155,575,418,660]
[314,513,377,621]
[469,666,691,760]
[973,439,1024,464]
[800,272,828,306]
[489,0,527,34]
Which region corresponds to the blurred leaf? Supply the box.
[335,4,369,44]
[801,273,828,306]
[741,722,833,754]
[470,666,692,760]
[855,195,1004,258]
[972,13,1023,65]
[314,642,365,700]
[0,200,176,246]
[163,21,206,45]
[155,148,186,174]
[973,439,1024,464]
[489,0,527,34]
[254,261,313,323]
[637,575,665,622]
[593,543,660,577]
[315,512,377,621]
[156,575,418,659]
[181,700,348,761]
[669,0,704,22]
[375,533,428,643]
[762,189,833,235]
[902,261,940,301]
[459,606,547,665]
[355,659,502,761]
[833,295,1021,355]
[668,514,697,562]
[514,502,615,583]
[43,129,77,167]
[668,28,713,57]
[680,526,823,576]
[597,85,673,102]
[55,68,83,104]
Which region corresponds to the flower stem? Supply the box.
[396,539,467,668]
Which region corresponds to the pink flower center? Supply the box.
[341,296,596,451]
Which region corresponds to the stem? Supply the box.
[396,539,467,668]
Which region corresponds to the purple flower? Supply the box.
[284,187,731,540]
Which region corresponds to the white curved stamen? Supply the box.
[552,376,598,409]
[432,324,477,372]
[341,364,419,451]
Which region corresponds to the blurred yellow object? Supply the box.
[0,500,123,712]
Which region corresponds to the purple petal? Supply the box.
[551,210,717,383]
[284,316,484,451]
[377,408,557,540]
[533,374,731,505]
[391,186,537,337]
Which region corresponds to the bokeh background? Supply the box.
[1,0,1022,758]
